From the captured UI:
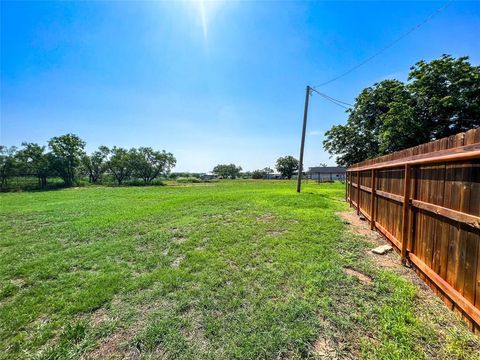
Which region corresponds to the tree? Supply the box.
[130,147,176,184]
[323,55,480,167]
[105,147,132,185]
[16,143,51,188]
[252,169,265,179]
[48,134,86,186]
[324,80,418,166]
[212,164,242,179]
[240,171,252,179]
[82,146,109,184]
[275,156,298,179]
[408,55,480,139]
[263,167,274,176]
[0,146,18,187]
[252,167,274,179]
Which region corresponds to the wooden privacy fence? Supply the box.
[346,128,480,332]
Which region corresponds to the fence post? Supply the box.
[356,171,361,215]
[345,173,348,202]
[407,167,416,256]
[370,169,376,230]
[401,164,411,264]
[349,172,353,208]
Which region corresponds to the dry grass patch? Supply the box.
[312,338,339,359]
[171,255,185,268]
[266,229,288,237]
[83,325,141,360]
[257,213,275,223]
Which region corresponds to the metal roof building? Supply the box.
[308,166,346,181]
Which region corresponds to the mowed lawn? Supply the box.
[1,181,479,359]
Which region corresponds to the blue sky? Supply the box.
[1,1,479,172]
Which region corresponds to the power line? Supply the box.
[310,87,353,109]
[315,93,351,110]
[296,85,353,193]
[311,88,352,106]
[296,85,352,193]
[315,0,454,88]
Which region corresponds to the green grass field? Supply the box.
[1,181,479,359]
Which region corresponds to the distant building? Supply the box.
[265,173,282,179]
[200,173,217,180]
[308,166,346,181]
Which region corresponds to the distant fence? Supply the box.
[346,128,480,332]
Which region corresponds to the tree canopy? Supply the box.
[323,55,480,167]
[129,147,176,184]
[0,146,17,187]
[1,134,177,190]
[48,134,86,186]
[212,164,242,179]
[275,156,299,179]
[17,143,51,188]
[81,146,109,184]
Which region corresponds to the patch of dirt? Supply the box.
[173,236,187,244]
[370,250,399,269]
[171,256,185,268]
[337,211,399,269]
[68,266,99,274]
[257,213,275,223]
[32,315,50,327]
[90,308,110,327]
[267,229,287,237]
[135,244,149,252]
[344,267,373,284]
[204,214,233,224]
[337,211,376,237]
[83,323,142,360]
[11,277,27,288]
[310,317,356,359]
[83,300,171,360]
[337,209,480,354]
[182,307,208,351]
[312,338,339,359]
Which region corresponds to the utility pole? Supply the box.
[297,85,311,193]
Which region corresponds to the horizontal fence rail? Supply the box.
[346,128,480,333]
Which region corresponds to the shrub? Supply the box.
[176,177,202,183]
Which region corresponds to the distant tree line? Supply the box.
[212,156,300,180]
[1,134,176,190]
[324,55,480,167]
[252,167,274,179]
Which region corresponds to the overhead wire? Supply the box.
[310,87,354,109]
[314,0,454,88]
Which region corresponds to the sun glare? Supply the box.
[198,0,208,39]
[185,0,227,42]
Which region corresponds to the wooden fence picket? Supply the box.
[346,128,480,332]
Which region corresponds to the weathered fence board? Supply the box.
[346,128,480,332]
